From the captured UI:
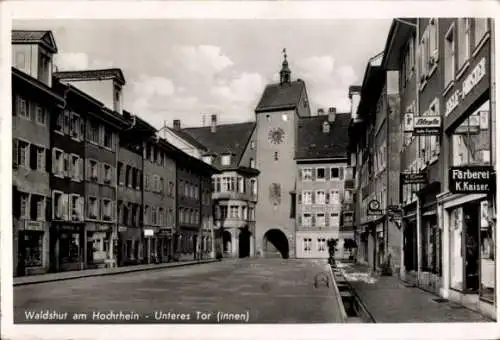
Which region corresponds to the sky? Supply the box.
[13,19,392,129]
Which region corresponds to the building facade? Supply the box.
[12,30,63,276]
[295,110,352,259]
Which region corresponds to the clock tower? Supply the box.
[253,50,311,258]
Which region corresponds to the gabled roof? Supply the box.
[12,30,58,53]
[54,68,126,86]
[295,113,351,160]
[180,122,256,169]
[255,80,305,113]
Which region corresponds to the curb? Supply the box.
[326,264,348,323]
[14,259,218,287]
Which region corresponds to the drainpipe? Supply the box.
[415,19,422,286]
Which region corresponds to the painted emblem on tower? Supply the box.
[269,183,282,205]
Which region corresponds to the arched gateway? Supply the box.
[263,229,289,259]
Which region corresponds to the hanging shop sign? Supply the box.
[449,166,495,194]
[403,113,414,133]
[367,199,384,216]
[412,116,442,136]
[144,229,155,237]
[445,57,487,117]
[400,172,428,185]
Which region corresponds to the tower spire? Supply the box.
[280,48,291,85]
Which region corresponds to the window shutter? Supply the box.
[325,167,330,181]
[326,192,330,204]
[311,168,316,181]
[12,139,18,168]
[52,149,57,174]
[298,169,302,180]
[312,215,316,226]
[325,214,330,226]
[45,196,51,221]
[100,163,105,184]
[86,159,91,181]
[312,191,316,204]
[298,192,302,204]
[29,145,37,170]
[78,158,84,181]
[339,167,344,180]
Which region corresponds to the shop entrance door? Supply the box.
[463,202,480,292]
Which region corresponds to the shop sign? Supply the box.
[412,116,442,136]
[144,229,154,237]
[400,172,428,185]
[118,226,127,233]
[59,224,81,232]
[367,199,383,216]
[25,220,43,231]
[449,166,495,194]
[445,57,487,117]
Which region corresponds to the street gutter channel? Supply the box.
[331,266,375,323]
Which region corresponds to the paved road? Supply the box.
[14,258,344,324]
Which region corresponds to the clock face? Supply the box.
[268,128,285,144]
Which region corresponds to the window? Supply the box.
[428,19,438,73]
[316,168,325,181]
[69,195,82,221]
[103,164,112,184]
[250,141,255,149]
[30,194,45,221]
[38,53,50,84]
[303,238,312,252]
[102,199,112,221]
[88,197,98,219]
[315,190,326,204]
[344,190,353,203]
[444,24,456,88]
[250,179,257,196]
[230,206,239,219]
[419,28,429,83]
[457,18,470,71]
[15,51,26,69]
[219,206,228,220]
[52,148,64,177]
[302,168,312,181]
[168,181,174,197]
[87,120,100,144]
[152,207,158,225]
[54,110,64,133]
[238,177,244,193]
[242,206,248,220]
[274,152,279,161]
[103,127,113,149]
[303,213,312,226]
[329,190,340,205]
[317,238,327,252]
[35,104,46,125]
[221,154,231,166]
[52,191,63,220]
[16,95,29,119]
[316,213,325,227]
[69,113,81,140]
[330,213,340,227]
[302,191,312,205]
[144,206,150,225]
[282,113,288,121]
[330,167,340,179]
[89,160,99,181]
[202,156,212,164]
[22,230,43,267]
[474,18,489,48]
[70,154,81,181]
[402,35,415,85]
[250,158,255,168]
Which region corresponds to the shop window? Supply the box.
[451,102,490,166]
[22,231,44,267]
[60,233,81,265]
[480,200,495,302]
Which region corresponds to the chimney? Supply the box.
[328,107,336,122]
[173,119,181,130]
[317,108,325,116]
[211,114,217,133]
[322,121,330,134]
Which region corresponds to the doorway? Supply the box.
[238,227,251,258]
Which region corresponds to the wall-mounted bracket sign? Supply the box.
[400,172,428,185]
[367,199,384,216]
[412,116,442,136]
[449,166,495,194]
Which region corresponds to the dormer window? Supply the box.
[221,154,231,166]
[38,52,51,85]
[203,156,213,164]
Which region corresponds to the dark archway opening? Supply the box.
[263,229,289,259]
[238,227,251,258]
[222,230,232,254]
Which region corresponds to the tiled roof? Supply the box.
[180,122,256,169]
[255,80,304,113]
[295,113,351,160]
[12,30,58,53]
[169,128,209,151]
[54,68,126,85]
